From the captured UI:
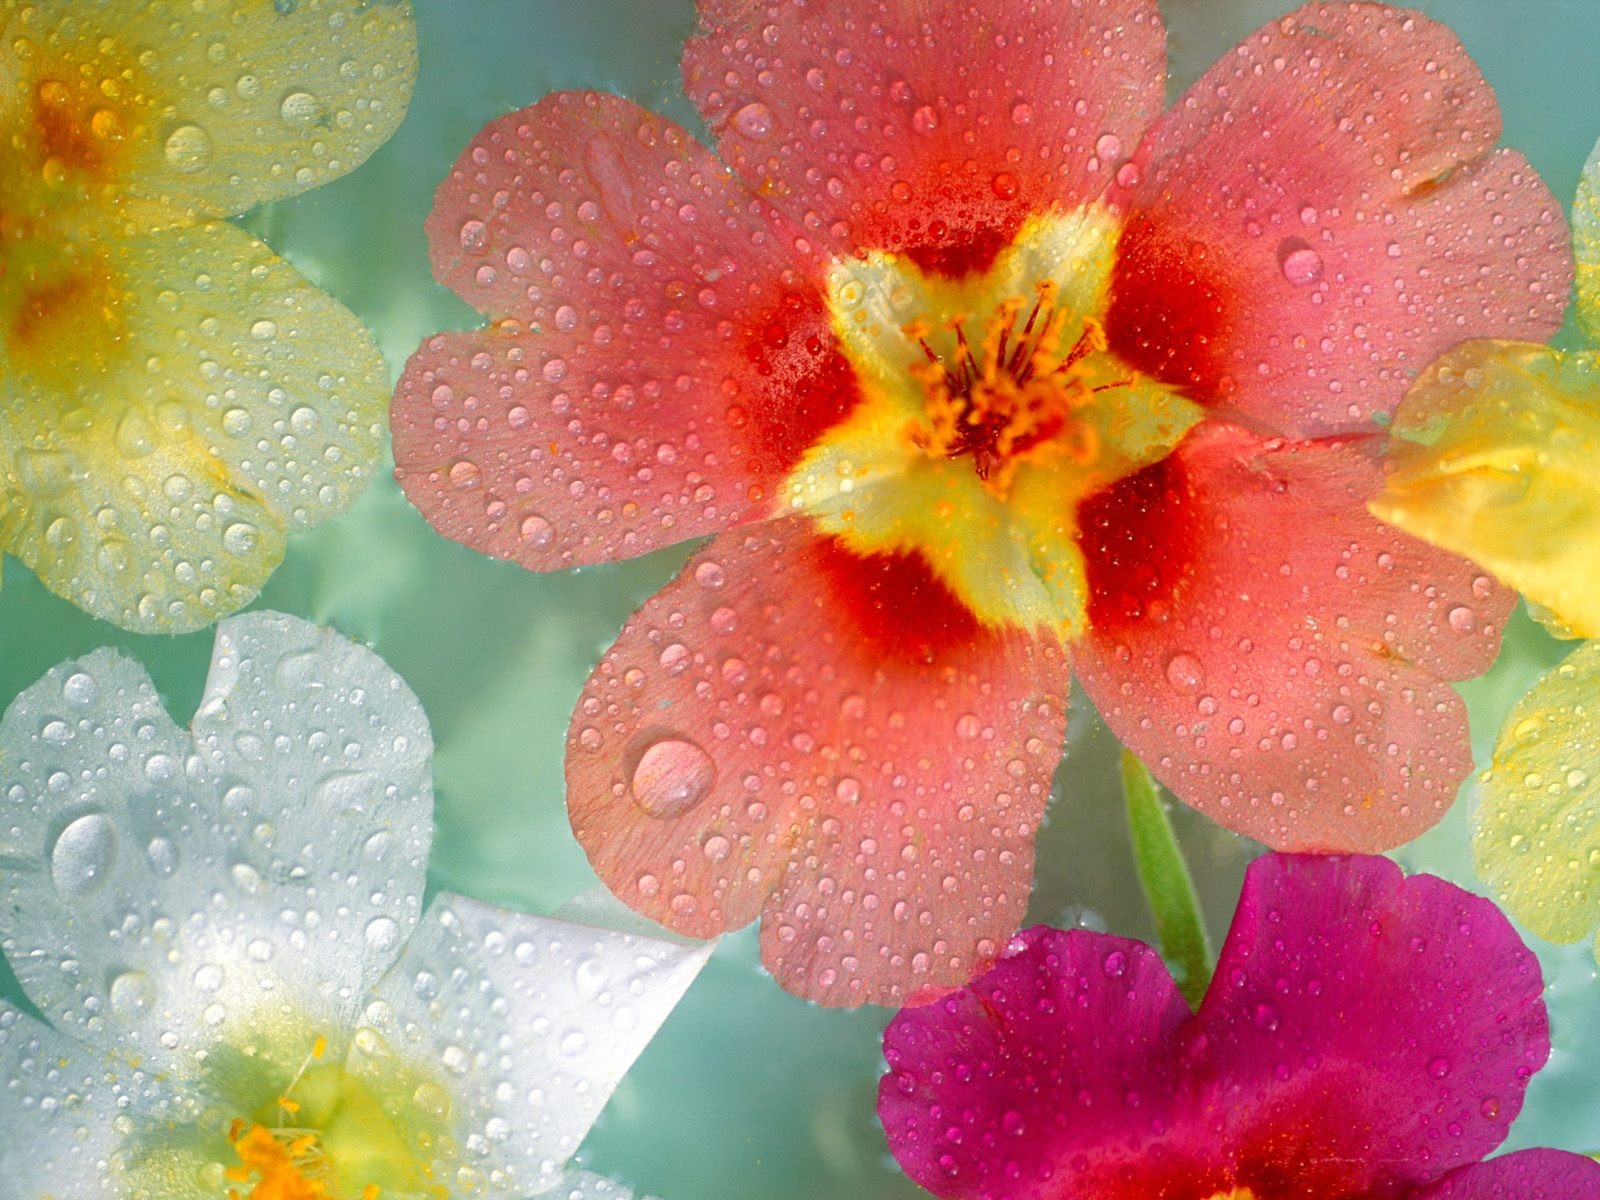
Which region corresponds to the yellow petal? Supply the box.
[1370,339,1600,639]
[1473,640,1600,946]
[3,0,416,224]
[2,220,386,632]
[1574,132,1600,343]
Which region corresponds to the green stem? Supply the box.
[1120,749,1213,1009]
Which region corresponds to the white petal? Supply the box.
[543,1169,654,1200]
[349,894,712,1200]
[0,1001,206,1200]
[0,612,432,1077]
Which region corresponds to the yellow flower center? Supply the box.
[786,208,1205,635]
[905,287,1122,500]
[211,1033,447,1200]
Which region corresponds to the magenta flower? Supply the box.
[881,854,1600,1199]
[392,0,1568,1004]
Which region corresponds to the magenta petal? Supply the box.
[1201,855,1549,1197]
[1412,1151,1600,1199]
[879,927,1199,1200]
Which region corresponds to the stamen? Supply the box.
[906,283,1125,498]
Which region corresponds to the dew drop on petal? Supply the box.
[732,101,774,139]
[364,916,401,951]
[108,969,155,1017]
[1164,652,1204,694]
[630,737,716,817]
[518,514,554,548]
[163,123,213,172]
[1278,239,1324,285]
[50,812,116,896]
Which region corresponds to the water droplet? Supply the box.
[50,813,117,896]
[1094,132,1121,161]
[630,737,716,817]
[222,522,258,555]
[1102,949,1127,978]
[1446,605,1475,632]
[365,916,401,952]
[163,123,213,173]
[279,90,322,124]
[518,514,554,548]
[146,836,178,877]
[1278,239,1323,285]
[732,101,774,139]
[911,104,938,133]
[1164,652,1204,693]
[61,671,98,705]
[108,969,155,1017]
[1010,102,1033,126]
[1427,1055,1452,1078]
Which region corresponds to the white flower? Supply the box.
[0,612,710,1200]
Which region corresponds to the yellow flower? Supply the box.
[0,0,415,631]
[1372,132,1600,960]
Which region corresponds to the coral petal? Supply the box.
[1076,422,1513,851]
[398,92,860,567]
[683,0,1165,264]
[879,928,1196,1200]
[1110,5,1568,433]
[1202,855,1549,1196]
[566,518,1068,1006]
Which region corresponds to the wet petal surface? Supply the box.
[1474,641,1600,947]
[567,517,1068,1006]
[1076,422,1511,851]
[0,612,432,1078]
[1372,340,1600,641]
[1109,4,1568,435]
[2,222,387,632]
[683,0,1166,265]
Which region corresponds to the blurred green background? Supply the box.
[3,2,1598,1196]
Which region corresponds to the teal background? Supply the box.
[2,2,1598,1195]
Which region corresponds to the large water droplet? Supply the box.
[279,90,322,124]
[1164,652,1204,694]
[109,969,155,1017]
[732,101,774,139]
[364,916,401,952]
[163,123,213,172]
[51,813,117,896]
[630,737,716,817]
[1278,239,1324,285]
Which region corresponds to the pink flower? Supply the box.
[392,0,1568,1005]
[880,854,1600,1200]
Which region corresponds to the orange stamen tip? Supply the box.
[278,1097,301,1115]
[311,1036,328,1060]
[362,1186,381,1200]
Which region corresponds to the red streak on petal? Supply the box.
[812,535,983,664]
[903,223,1013,279]
[741,288,861,475]
[1078,452,1202,634]
[1106,216,1233,401]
